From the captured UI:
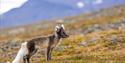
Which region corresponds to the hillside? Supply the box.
[1,0,125,28]
[0,4,125,63]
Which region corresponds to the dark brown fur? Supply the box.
[23,25,69,63]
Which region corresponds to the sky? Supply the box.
[0,0,28,15]
[0,0,103,15]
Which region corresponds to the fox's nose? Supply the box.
[66,34,69,37]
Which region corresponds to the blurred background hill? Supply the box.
[0,0,125,28]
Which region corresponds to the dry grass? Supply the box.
[0,5,125,63]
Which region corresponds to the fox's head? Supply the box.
[55,24,69,38]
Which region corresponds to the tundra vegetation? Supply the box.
[0,5,125,63]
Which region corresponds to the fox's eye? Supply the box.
[63,32,65,34]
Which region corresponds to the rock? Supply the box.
[89,37,98,43]
[83,21,125,34]
[78,42,88,46]
[108,35,119,43]
[56,46,68,51]
[8,28,25,35]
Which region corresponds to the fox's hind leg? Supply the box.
[25,48,38,63]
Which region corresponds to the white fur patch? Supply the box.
[55,26,59,31]
[61,24,65,30]
[12,42,28,63]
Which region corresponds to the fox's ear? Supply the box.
[61,24,65,30]
[55,26,60,32]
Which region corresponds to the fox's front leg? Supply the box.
[45,46,54,62]
[47,46,51,61]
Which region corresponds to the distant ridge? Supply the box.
[0,0,125,28]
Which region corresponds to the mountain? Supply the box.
[0,0,125,28]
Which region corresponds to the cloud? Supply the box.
[93,0,103,4]
[0,0,28,15]
[77,2,85,8]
